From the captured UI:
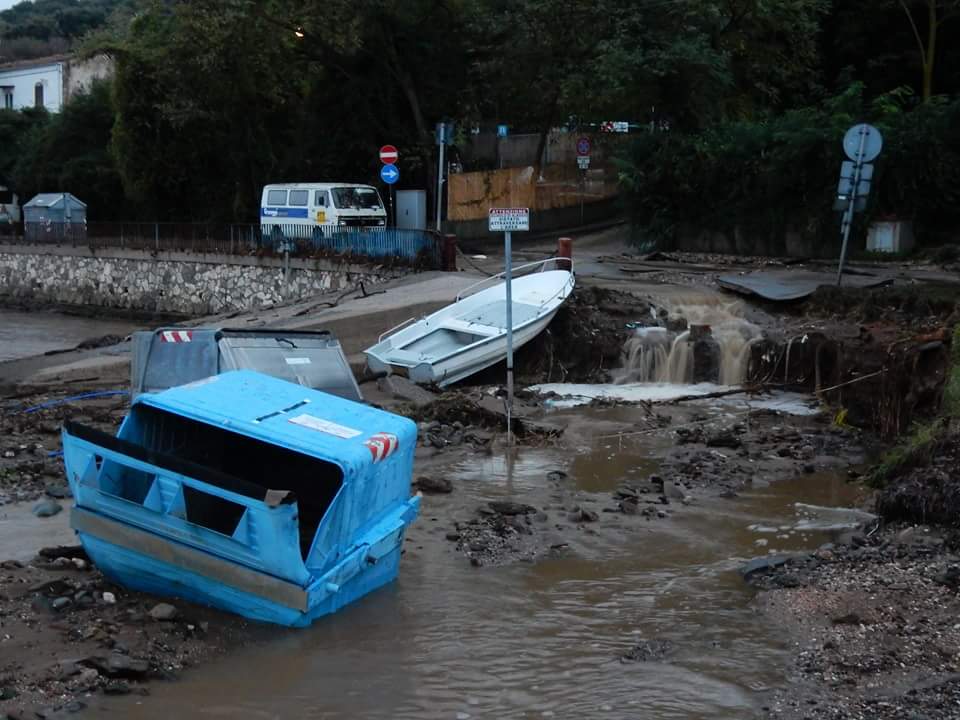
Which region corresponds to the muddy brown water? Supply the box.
[83,418,861,720]
[0,309,140,362]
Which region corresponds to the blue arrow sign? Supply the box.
[380,163,400,185]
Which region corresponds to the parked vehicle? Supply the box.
[260,183,387,248]
[365,259,575,387]
[0,185,20,234]
[131,328,362,402]
[63,370,420,627]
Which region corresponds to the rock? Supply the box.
[83,654,150,679]
[547,471,568,482]
[414,476,453,494]
[0,686,18,700]
[149,603,178,621]
[831,612,863,625]
[487,501,536,516]
[740,554,793,579]
[44,484,72,499]
[444,531,461,542]
[32,499,63,518]
[706,431,741,449]
[103,681,131,695]
[661,481,684,500]
[102,592,116,605]
[656,510,668,519]
[619,497,640,515]
[71,558,87,571]
[38,546,88,561]
[569,509,599,523]
[803,463,816,474]
[74,667,99,688]
[379,375,438,406]
[934,566,960,590]
[621,639,674,663]
[52,597,72,611]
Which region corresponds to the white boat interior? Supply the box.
[365,259,575,385]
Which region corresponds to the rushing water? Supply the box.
[0,309,140,362]
[617,296,763,386]
[83,424,862,720]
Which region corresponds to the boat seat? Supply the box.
[456,300,542,330]
[439,318,501,336]
[383,349,424,365]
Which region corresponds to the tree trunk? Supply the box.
[923,0,938,101]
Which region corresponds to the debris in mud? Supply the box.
[0,555,251,714]
[620,639,674,663]
[409,393,560,444]
[414,475,453,494]
[450,501,546,566]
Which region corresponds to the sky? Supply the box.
[0,0,20,11]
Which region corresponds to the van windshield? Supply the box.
[331,187,383,211]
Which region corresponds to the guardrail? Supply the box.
[0,222,443,268]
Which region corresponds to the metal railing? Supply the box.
[0,222,442,268]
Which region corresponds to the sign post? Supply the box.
[379,145,399,226]
[576,138,591,225]
[836,124,882,286]
[435,123,454,231]
[488,207,530,440]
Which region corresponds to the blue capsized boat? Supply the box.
[62,370,420,627]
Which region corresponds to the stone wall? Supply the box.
[0,246,403,315]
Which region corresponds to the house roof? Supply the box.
[0,54,70,73]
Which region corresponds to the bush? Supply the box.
[619,84,960,253]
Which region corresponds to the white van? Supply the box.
[0,185,20,231]
[260,183,387,237]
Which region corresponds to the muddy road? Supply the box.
[1,245,955,719]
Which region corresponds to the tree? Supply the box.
[898,0,960,100]
[11,81,124,219]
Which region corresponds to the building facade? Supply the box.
[0,54,113,113]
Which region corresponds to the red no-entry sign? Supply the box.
[379,145,399,164]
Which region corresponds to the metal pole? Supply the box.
[436,137,445,232]
[837,128,868,286]
[505,229,514,442]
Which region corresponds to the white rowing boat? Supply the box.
[364,259,575,387]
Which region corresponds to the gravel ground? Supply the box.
[751,524,960,719]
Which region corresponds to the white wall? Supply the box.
[65,55,113,100]
[0,61,64,112]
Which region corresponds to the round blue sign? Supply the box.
[380,163,400,185]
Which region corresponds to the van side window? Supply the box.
[289,190,308,206]
[314,191,327,207]
[267,189,287,205]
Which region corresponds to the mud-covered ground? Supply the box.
[0,370,868,716]
[0,272,955,718]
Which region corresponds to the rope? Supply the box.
[17,390,129,415]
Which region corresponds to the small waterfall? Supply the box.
[616,298,763,386]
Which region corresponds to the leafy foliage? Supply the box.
[619,83,960,250]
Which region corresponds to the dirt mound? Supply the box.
[876,426,960,527]
[512,286,649,384]
[805,283,959,328]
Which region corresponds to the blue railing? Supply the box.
[4,222,442,268]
